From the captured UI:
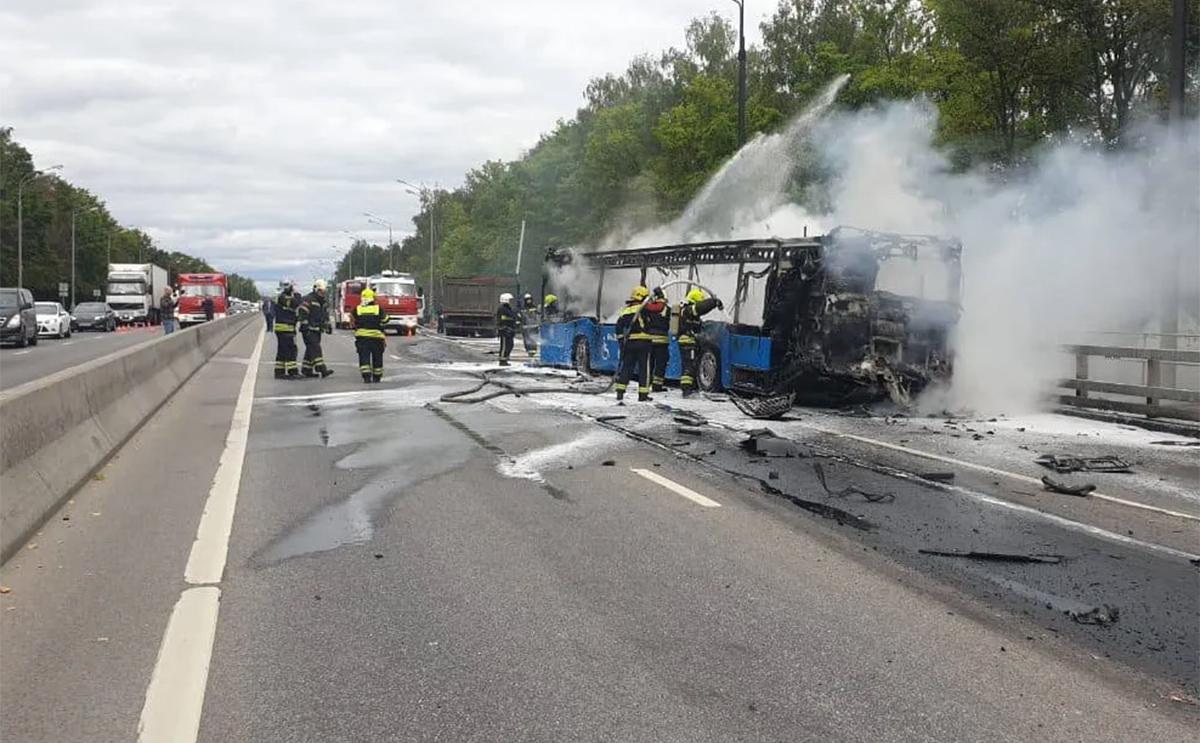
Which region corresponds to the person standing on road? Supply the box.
[519,293,539,358]
[273,280,302,379]
[495,293,518,366]
[646,286,671,393]
[615,285,653,403]
[261,297,274,332]
[160,287,177,335]
[676,288,722,397]
[297,279,334,378]
[201,295,215,322]
[353,288,388,383]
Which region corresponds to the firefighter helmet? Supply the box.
[543,293,558,307]
[500,292,513,304]
[630,285,649,301]
[314,279,328,293]
[360,288,376,303]
[686,288,706,303]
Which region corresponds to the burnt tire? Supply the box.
[572,337,591,375]
[697,346,721,392]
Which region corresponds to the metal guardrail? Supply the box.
[1059,344,1200,421]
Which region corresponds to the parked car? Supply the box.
[71,302,118,332]
[36,302,73,338]
[0,288,39,347]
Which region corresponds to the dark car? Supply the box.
[71,301,118,332]
[0,288,39,347]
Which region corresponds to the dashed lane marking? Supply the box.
[631,468,721,508]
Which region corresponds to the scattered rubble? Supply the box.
[919,472,955,483]
[1034,454,1132,474]
[1068,604,1119,626]
[740,428,802,458]
[1040,476,1096,496]
[918,549,1062,564]
[813,462,895,503]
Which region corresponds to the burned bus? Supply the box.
[538,228,962,409]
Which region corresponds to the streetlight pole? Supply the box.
[16,164,63,288]
[363,212,395,270]
[342,230,366,276]
[397,179,436,315]
[731,0,747,146]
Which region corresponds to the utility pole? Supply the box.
[514,219,526,278]
[1161,0,1188,386]
[397,179,437,318]
[731,0,747,146]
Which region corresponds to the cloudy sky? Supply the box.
[3,0,765,290]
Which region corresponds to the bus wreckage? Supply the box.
[538,228,963,417]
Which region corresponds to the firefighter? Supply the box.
[677,288,723,396]
[353,288,388,383]
[519,293,539,357]
[615,285,655,403]
[646,286,672,393]
[496,293,518,366]
[543,293,560,320]
[298,279,334,378]
[273,280,302,379]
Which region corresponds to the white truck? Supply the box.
[106,263,169,325]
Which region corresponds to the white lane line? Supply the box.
[631,468,721,508]
[137,587,221,743]
[798,422,1200,523]
[184,328,265,584]
[61,340,75,346]
[12,350,31,356]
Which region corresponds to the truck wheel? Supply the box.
[697,347,721,392]
[572,337,591,375]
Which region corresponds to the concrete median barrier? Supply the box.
[0,314,257,563]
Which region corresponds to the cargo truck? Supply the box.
[105,263,169,325]
[439,276,519,336]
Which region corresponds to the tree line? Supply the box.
[0,129,261,304]
[353,0,1195,305]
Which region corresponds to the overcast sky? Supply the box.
[3,0,765,291]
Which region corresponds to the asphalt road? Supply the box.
[1,326,1196,742]
[0,324,162,390]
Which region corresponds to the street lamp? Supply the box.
[16,164,64,288]
[397,178,436,314]
[363,212,395,270]
[342,230,366,276]
[731,0,747,146]
[71,204,100,310]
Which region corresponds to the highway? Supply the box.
[0,325,163,391]
[1,325,1197,742]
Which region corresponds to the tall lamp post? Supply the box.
[16,164,64,288]
[363,212,395,270]
[731,0,747,146]
[71,205,100,310]
[342,230,366,276]
[397,179,436,315]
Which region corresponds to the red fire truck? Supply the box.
[335,278,365,329]
[175,273,227,325]
[368,271,422,335]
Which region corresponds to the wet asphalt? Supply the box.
[2,327,1197,742]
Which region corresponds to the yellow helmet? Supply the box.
[360,288,375,303]
[543,293,558,306]
[686,288,706,303]
[630,285,649,301]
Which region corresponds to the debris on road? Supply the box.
[1034,454,1132,474]
[1068,604,1119,625]
[918,471,956,483]
[673,414,707,427]
[813,462,895,503]
[918,549,1063,564]
[601,460,616,467]
[676,426,704,436]
[596,415,627,422]
[0,586,11,594]
[758,480,875,531]
[1150,440,1200,447]
[740,428,801,458]
[1040,476,1096,496]
[730,391,794,420]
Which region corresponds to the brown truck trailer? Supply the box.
[439,276,520,337]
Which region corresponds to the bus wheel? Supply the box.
[697,347,722,392]
[572,337,591,375]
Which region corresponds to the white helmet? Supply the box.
[313,279,327,292]
[499,292,513,304]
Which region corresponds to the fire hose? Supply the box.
[439,368,612,404]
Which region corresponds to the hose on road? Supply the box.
[439,367,613,404]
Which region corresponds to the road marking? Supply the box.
[631,468,721,508]
[61,340,75,346]
[137,587,221,743]
[12,350,31,355]
[184,328,265,584]
[798,423,1200,523]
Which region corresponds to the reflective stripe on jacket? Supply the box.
[274,290,300,332]
[676,297,718,344]
[354,303,389,338]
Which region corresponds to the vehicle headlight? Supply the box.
[6,315,20,328]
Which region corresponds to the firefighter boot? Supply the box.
[320,368,334,378]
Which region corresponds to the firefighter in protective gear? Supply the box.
[615,285,657,402]
[519,293,539,357]
[496,293,518,366]
[543,293,560,319]
[677,287,722,396]
[646,286,672,392]
[353,288,389,383]
[273,280,302,379]
[297,279,334,378]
